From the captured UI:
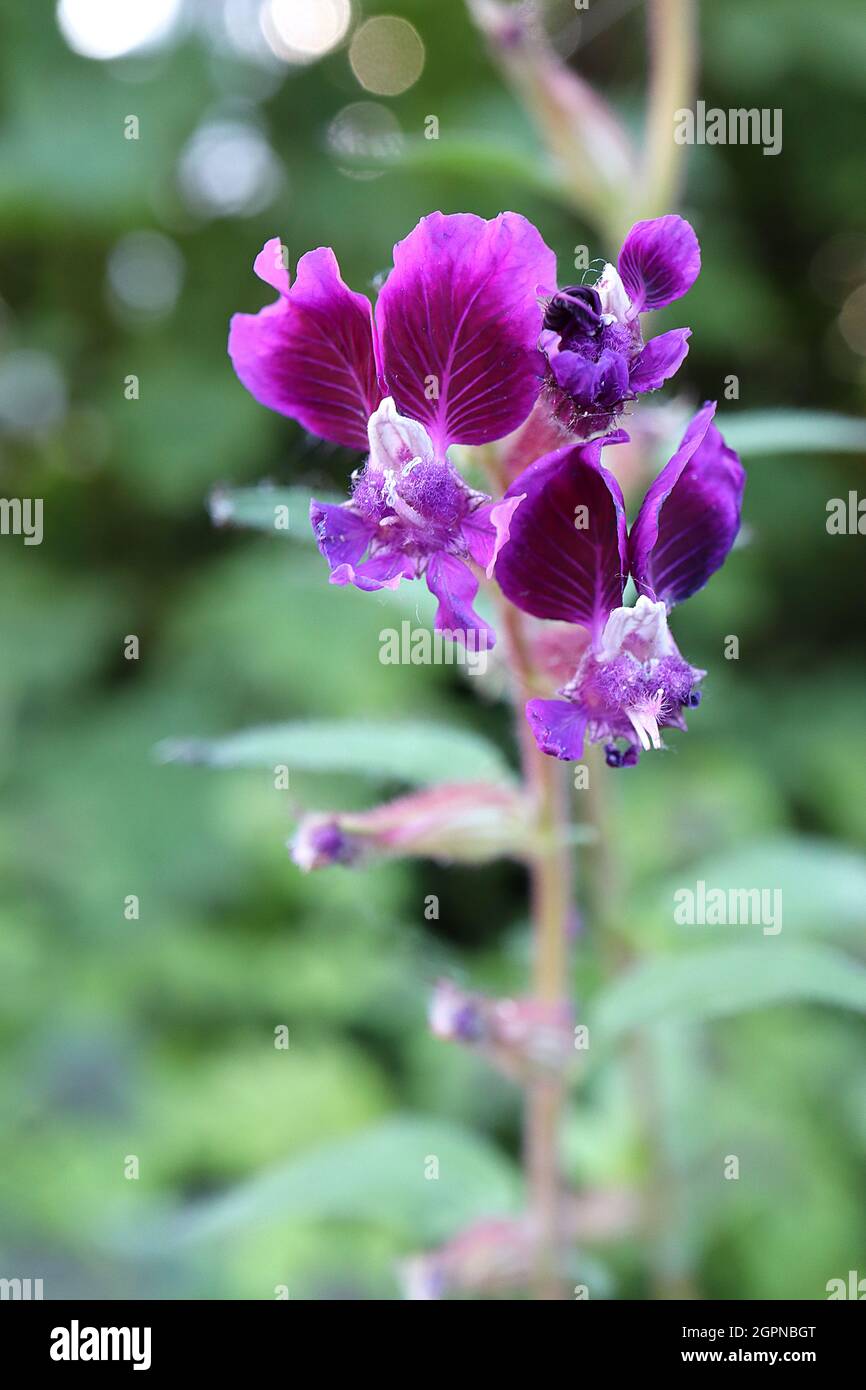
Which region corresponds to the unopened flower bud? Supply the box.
[289,782,530,871]
[428,978,575,1081]
[290,818,360,871]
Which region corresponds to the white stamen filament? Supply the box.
[626,689,665,752]
[383,466,425,528]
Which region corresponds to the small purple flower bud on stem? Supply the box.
[290,783,532,871]
[429,979,576,1083]
[399,1190,639,1299]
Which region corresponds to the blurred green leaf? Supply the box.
[156,720,516,786]
[371,134,563,201]
[722,410,866,456]
[126,1115,520,1248]
[594,943,866,1040]
[209,484,341,538]
[657,836,866,942]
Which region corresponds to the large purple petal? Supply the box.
[628,328,691,393]
[617,215,701,313]
[628,402,745,606]
[495,432,629,639]
[229,240,381,450]
[425,552,495,645]
[376,212,557,453]
[525,699,587,761]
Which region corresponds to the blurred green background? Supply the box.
[0,0,864,1300]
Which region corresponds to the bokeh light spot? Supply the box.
[178,119,283,218]
[839,283,866,356]
[327,101,404,180]
[56,0,183,61]
[261,0,351,65]
[107,230,185,321]
[0,351,67,437]
[349,16,425,96]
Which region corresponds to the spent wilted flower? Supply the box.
[495,401,745,765]
[540,214,701,439]
[228,212,556,638]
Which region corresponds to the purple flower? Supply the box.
[310,398,523,642]
[495,401,745,765]
[541,214,700,439]
[228,213,557,637]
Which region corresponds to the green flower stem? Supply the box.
[640,0,696,219]
[497,596,572,1299]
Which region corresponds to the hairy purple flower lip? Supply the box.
[228,211,557,638]
[310,397,525,642]
[540,214,701,439]
[495,400,745,765]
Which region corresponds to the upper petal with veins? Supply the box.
[376,211,556,453]
[229,242,381,450]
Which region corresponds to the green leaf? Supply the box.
[156,719,516,786]
[372,134,564,202]
[209,485,341,539]
[657,836,866,942]
[594,943,866,1042]
[123,1115,519,1248]
[721,410,866,456]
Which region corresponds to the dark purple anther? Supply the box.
[604,744,623,768]
[543,284,603,339]
[686,690,702,708]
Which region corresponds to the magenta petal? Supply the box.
[617,215,701,313]
[628,402,745,607]
[526,699,587,761]
[310,499,375,571]
[551,348,630,408]
[628,327,691,393]
[229,244,381,450]
[425,553,495,645]
[494,432,629,639]
[462,495,525,578]
[253,236,291,295]
[310,498,411,591]
[376,212,557,453]
[336,550,415,592]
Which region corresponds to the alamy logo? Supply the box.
[826,1270,866,1299]
[674,102,782,156]
[674,881,783,936]
[826,492,865,534]
[50,1320,152,1371]
[0,1276,43,1299]
[379,621,489,676]
[0,497,43,545]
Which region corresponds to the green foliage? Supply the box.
[0,0,864,1302]
[594,943,866,1041]
[158,719,516,787]
[125,1115,520,1251]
